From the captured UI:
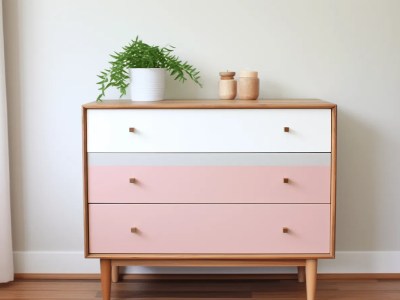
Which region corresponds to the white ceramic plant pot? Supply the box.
[130,68,166,101]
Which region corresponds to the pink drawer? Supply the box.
[89,204,330,254]
[88,165,330,204]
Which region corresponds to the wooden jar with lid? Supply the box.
[219,72,237,100]
[238,71,259,100]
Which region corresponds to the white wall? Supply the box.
[4,0,400,273]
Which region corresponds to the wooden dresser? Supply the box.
[82,99,337,300]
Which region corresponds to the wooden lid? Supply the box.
[240,71,258,78]
[219,72,236,80]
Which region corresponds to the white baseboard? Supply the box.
[13,251,400,274]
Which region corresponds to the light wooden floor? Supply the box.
[1,278,400,299]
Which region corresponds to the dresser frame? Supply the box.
[82,99,337,300]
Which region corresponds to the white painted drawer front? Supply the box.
[87,109,331,152]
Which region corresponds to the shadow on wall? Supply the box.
[164,72,208,99]
[336,108,381,251]
[164,74,289,100]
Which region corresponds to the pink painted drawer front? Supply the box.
[89,204,331,254]
[88,166,330,204]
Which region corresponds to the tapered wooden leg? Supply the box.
[111,265,119,283]
[306,259,318,300]
[297,266,305,283]
[100,259,111,300]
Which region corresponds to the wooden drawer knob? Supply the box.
[284,127,290,132]
[129,178,136,183]
[282,227,289,233]
[129,127,135,132]
[283,178,289,183]
[130,227,138,233]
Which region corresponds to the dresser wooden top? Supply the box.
[83,99,336,109]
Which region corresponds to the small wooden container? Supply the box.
[238,71,259,100]
[219,72,237,100]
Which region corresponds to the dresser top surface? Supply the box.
[83,99,336,109]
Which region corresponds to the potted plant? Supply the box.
[96,37,202,101]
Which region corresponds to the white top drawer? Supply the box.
[87,109,331,152]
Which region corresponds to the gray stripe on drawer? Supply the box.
[88,153,331,166]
